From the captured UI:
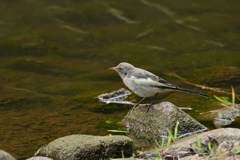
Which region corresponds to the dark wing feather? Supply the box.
[154,76,177,88]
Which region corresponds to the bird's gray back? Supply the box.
[130,67,177,88]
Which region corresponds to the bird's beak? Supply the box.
[109,67,116,70]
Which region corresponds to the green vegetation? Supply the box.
[214,86,239,111]
[153,121,179,159]
[107,130,127,133]
[152,121,239,160]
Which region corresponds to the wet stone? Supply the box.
[213,105,240,128]
[26,156,53,160]
[120,102,207,139]
[142,128,240,160]
[216,140,240,156]
[36,134,133,159]
[0,149,16,160]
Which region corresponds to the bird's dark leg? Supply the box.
[146,93,158,112]
[128,97,145,114]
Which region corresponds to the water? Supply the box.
[0,0,239,159]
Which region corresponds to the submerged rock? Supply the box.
[213,105,240,128]
[36,134,133,159]
[120,102,207,139]
[0,149,16,160]
[26,156,53,160]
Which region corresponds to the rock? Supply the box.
[216,140,240,156]
[117,158,143,160]
[26,156,53,160]
[142,128,240,159]
[170,128,240,152]
[120,102,207,139]
[36,134,133,159]
[196,105,240,128]
[180,155,205,160]
[181,155,240,160]
[0,150,16,160]
[213,105,240,128]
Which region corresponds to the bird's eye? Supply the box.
[118,67,123,71]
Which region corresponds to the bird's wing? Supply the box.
[131,68,177,88]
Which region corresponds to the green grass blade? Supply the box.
[122,150,124,159]
[132,153,135,158]
[107,130,127,133]
[222,153,225,158]
[208,143,213,156]
[161,137,165,149]
[193,145,202,150]
[154,139,160,147]
[167,128,175,142]
[195,135,201,147]
[174,121,179,140]
[167,137,171,148]
[155,146,162,159]
[202,153,207,157]
[214,95,231,105]
[235,147,240,154]
[231,86,235,107]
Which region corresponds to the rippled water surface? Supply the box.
[0,0,240,159]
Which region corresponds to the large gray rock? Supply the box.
[216,140,240,156]
[143,128,240,159]
[37,134,133,159]
[170,128,240,151]
[120,102,207,139]
[0,150,16,160]
[26,156,53,160]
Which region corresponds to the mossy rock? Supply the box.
[120,102,207,139]
[37,134,133,159]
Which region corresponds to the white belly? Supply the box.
[122,76,170,97]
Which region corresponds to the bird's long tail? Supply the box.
[175,88,209,97]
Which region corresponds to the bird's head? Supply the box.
[109,62,134,78]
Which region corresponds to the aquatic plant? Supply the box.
[214,86,239,112]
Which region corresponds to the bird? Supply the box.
[109,62,209,113]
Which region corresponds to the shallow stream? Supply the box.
[0,0,240,159]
